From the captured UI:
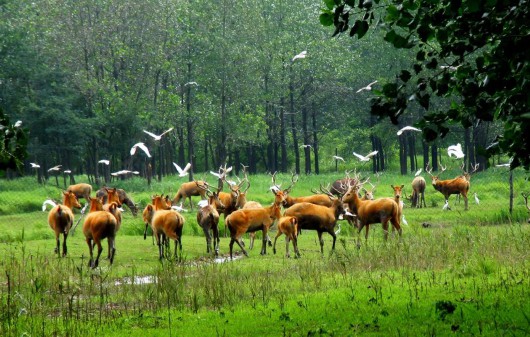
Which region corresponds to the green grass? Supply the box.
[1,170,530,336]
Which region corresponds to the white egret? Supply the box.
[447,143,464,159]
[130,142,151,157]
[291,50,307,62]
[42,199,57,212]
[332,155,345,162]
[442,200,451,210]
[98,159,110,165]
[353,150,379,162]
[474,192,480,204]
[143,127,174,141]
[415,168,423,176]
[173,162,192,177]
[30,162,40,168]
[334,223,341,235]
[300,144,312,149]
[47,165,62,172]
[14,120,22,127]
[397,126,422,136]
[356,80,378,93]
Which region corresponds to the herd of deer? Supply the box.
[46,162,529,268]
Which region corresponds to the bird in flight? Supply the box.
[47,165,62,172]
[210,166,233,179]
[332,155,345,162]
[30,162,40,168]
[356,80,378,93]
[14,120,22,127]
[130,142,152,158]
[447,143,464,159]
[184,82,198,86]
[414,168,423,176]
[353,150,378,162]
[292,50,307,62]
[173,162,192,177]
[98,159,110,165]
[397,126,422,136]
[143,128,174,141]
[300,144,312,149]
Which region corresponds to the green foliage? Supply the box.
[323,0,530,169]
[0,107,28,173]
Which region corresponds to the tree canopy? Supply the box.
[321,0,530,169]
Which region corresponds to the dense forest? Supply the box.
[0,0,509,183]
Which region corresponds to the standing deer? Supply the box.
[342,178,401,248]
[66,183,92,204]
[225,190,284,259]
[82,203,118,268]
[273,216,301,258]
[48,191,82,257]
[172,180,209,210]
[427,163,476,210]
[196,182,225,256]
[411,176,427,208]
[283,185,347,255]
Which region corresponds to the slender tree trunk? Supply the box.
[399,136,407,175]
[280,97,287,172]
[423,142,429,170]
[312,106,319,174]
[431,145,438,171]
[408,134,416,173]
[302,105,311,174]
[289,66,300,174]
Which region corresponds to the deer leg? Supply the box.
[86,238,94,267]
[317,231,325,254]
[357,223,365,248]
[188,196,193,210]
[93,241,103,268]
[293,236,301,258]
[382,220,390,241]
[273,230,282,255]
[203,226,212,254]
[236,237,248,257]
[108,237,116,265]
[62,233,68,257]
[55,234,60,255]
[328,228,337,252]
[285,237,291,258]
[212,224,220,256]
[260,228,268,255]
[463,194,469,211]
[249,232,255,250]
[143,222,149,240]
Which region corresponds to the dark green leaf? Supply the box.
[382,83,398,98]
[323,0,335,10]
[416,50,426,61]
[319,13,334,26]
[399,70,411,82]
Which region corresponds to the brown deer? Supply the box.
[143,205,185,260]
[172,180,209,210]
[342,178,401,248]
[273,216,301,258]
[225,191,284,259]
[96,187,138,216]
[82,203,118,268]
[283,185,347,255]
[48,191,82,257]
[196,182,225,256]
[410,176,426,208]
[426,163,475,210]
[66,183,92,204]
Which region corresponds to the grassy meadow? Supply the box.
[1,170,530,336]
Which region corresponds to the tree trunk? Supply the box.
[280,97,287,172]
[312,106,319,175]
[289,66,300,174]
[302,105,311,174]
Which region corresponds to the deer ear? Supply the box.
[391,185,395,189]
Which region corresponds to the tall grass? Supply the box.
[1,170,529,335]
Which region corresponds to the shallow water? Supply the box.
[114,275,157,286]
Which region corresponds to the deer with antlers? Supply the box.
[283,184,348,255]
[426,163,477,210]
[342,177,401,248]
[172,180,209,210]
[196,182,225,256]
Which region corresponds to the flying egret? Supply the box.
[184,81,198,86]
[353,150,379,162]
[130,142,152,157]
[42,199,57,212]
[173,162,192,177]
[64,170,72,174]
[332,155,345,162]
[442,200,451,210]
[300,144,312,149]
[292,50,307,62]
[30,162,40,168]
[356,80,378,93]
[474,192,480,204]
[47,165,62,172]
[98,159,110,165]
[397,126,422,136]
[414,168,423,176]
[447,143,464,159]
[143,127,174,141]
[14,120,22,127]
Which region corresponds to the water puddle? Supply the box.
[114,275,157,286]
[213,255,244,264]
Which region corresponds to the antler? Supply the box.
[238,164,250,193]
[319,183,336,198]
[284,172,299,194]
